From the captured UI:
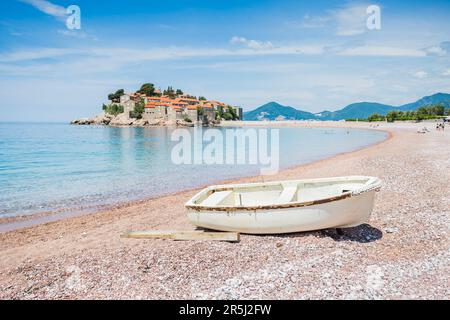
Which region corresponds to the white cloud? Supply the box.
[0,46,321,72]
[442,68,450,76]
[338,46,426,57]
[19,0,66,18]
[424,41,449,57]
[413,71,428,79]
[425,46,446,56]
[332,4,370,36]
[230,36,274,50]
[0,48,80,62]
[0,41,433,69]
[20,1,95,40]
[288,4,372,36]
[296,14,331,29]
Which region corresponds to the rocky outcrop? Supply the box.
[109,113,135,126]
[91,112,112,125]
[72,113,204,127]
[71,118,94,125]
[132,118,149,126]
[148,119,166,126]
[176,120,195,127]
[71,112,112,125]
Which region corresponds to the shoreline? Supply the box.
[0,123,390,233]
[1,121,448,299]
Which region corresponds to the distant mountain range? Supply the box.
[244,93,450,121]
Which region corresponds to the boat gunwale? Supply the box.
[185,176,381,212]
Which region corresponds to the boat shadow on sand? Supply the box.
[319,224,383,243]
[262,224,383,243]
[196,224,383,243]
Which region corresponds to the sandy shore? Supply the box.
[0,121,448,299]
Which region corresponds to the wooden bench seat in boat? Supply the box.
[201,191,233,206]
[202,186,299,207]
[274,186,298,204]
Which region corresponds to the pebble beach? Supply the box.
[0,121,449,300]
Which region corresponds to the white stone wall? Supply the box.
[122,100,135,120]
[186,109,198,122]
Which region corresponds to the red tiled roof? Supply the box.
[180,98,199,102]
[206,100,227,107]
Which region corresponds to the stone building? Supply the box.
[144,102,169,121]
[201,104,216,123]
[143,102,156,120]
[117,92,238,124]
[120,94,135,120]
[185,106,199,122]
[167,106,183,121]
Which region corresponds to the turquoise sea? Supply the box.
[0,123,387,218]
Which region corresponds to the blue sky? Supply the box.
[0,0,449,121]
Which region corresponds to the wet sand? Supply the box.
[0,121,448,299]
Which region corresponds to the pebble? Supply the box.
[0,124,448,300]
[385,227,398,234]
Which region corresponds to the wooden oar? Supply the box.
[121,230,240,242]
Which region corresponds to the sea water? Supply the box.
[0,123,387,218]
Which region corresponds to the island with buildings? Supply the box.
[72,83,243,126]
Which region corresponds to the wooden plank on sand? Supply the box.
[121,230,240,242]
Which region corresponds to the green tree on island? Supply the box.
[228,106,238,120]
[219,106,238,121]
[108,89,124,103]
[222,112,233,120]
[199,96,207,101]
[130,98,145,119]
[176,89,184,96]
[215,106,224,120]
[104,103,124,116]
[163,86,176,98]
[138,83,158,96]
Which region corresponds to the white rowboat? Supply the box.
[185,176,381,234]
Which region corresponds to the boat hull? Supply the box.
[187,191,375,234]
[186,176,381,234]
